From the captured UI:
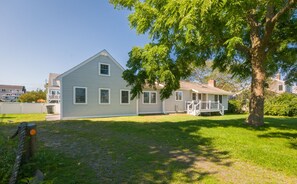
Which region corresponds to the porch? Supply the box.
[185,100,225,116]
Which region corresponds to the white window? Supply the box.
[120,90,130,104]
[99,63,110,76]
[143,91,157,104]
[175,91,183,101]
[99,88,110,104]
[73,87,87,104]
[279,85,283,91]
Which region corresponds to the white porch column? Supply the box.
[136,97,139,115]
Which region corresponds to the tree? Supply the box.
[189,61,250,92]
[111,0,297,126]
[18,90,46,103]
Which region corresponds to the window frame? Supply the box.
[279,84,283,91]
[142,91,157,104]
[219,95,223,103]
[99,88,111,104]
[73,86,87,104]
[175,91,183,101]
[98,62,110,76]
[120,89,130,105]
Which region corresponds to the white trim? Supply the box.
[175,91,183,101]
[60,80,63,119]
[61,113,138,120]
[98,62,111,76]
[162,100,166,114]
[142,91,157,104]
[73,86,87,104]
[136,97,139,115]
[99,88,111,104]
[120,89,130,105]
[57,50,124,80]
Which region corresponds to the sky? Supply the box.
[0,0,149,91]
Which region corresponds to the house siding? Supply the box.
[164,90,191,112]
[138,90,163,114]
[61,54,137,119]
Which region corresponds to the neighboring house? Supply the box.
[268,73,294,94]
[0,85,26,102]
[46,73,61,103]
[56,50,232,120]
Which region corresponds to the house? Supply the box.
[268,73,295,94]
[56,50,232,120]
[0,85,26,102]
[46,73,61,103]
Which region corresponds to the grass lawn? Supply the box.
[0,113,297,183]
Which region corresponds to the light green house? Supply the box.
[56,50,232,120]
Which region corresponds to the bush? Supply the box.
[0,135,17,183]
[19,90,46,103]
[264,93,297,116]
[228,99,245,114]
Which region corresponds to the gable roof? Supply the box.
[57,49,124,80]
[0,85,24,90]
[180,81,233,95]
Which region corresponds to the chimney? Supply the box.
[208,79,216,87]
[275,73,281,80]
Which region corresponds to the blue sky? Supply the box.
[0,0,148,90]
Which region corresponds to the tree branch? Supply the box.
[263,0,296,47]
[271,0,296,24]
[235,43,250,56]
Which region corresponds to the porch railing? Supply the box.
[186,100,224,116]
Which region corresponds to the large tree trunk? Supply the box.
[247,46,266,126]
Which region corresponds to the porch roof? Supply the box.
[180,81,233,95]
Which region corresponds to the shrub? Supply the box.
[0,136,16,183]
[228,99,245,114]
[264,93,297,116]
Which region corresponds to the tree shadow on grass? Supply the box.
[37,118,237,183]
[0,114,15,123]
[7,114,296,183]
[258,132,297,150]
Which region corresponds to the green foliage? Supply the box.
[228,99,244,114]
[0,135,16,184]
[19,90,46,103]
[110,0,297,101]
[265,93,297,116]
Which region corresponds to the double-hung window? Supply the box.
[74,87,87,104]
[99,88,110,104]
[143,91,157,104]
[215,95,223,103]
[175,91,183,101]
[99,63,110,76]
[120,90,130,104]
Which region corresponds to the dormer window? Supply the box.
[99,63,110,76]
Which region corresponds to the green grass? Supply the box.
[0,113,46,123]
[0,114,297,183]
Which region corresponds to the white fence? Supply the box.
[0,103,60,114]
